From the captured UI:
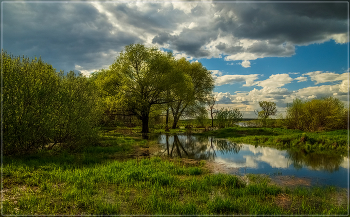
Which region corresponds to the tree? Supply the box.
[168,58,214,129]
[207,94,217,127]
[255,101,277,126]
[2,51,101,155]
[102,44,184,134]
[286,97,346,131]
[215,107,243,128]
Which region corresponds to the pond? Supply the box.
[153,134,349,188]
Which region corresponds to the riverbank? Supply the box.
[198,127,348,154]
[2,128,348,215]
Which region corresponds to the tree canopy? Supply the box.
[94,44,186,133]
[168,58,214,129]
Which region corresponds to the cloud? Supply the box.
[3,2,348,72]
[304,71,348,84]
[214,74,260,86]
[173,52,193,61]
[295,76,307,82]
[240,60,251,68]
[211,70,223,77]
[215,92,234,104]
[256,74,293,88]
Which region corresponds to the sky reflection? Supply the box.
[156,134,348,188]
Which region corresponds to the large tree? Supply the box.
[99,44,184,133]
[169,58,214,129]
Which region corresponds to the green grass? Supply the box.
[3,129,348,215]
[198,127,348,154]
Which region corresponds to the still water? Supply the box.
[154,134,349,188]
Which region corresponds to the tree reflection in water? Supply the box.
[161,134,241,161]
[159,134,345,172]
[286,149,345,172]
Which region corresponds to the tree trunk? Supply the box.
[141,112,149,134]
[166,107,169,127]
[211,110,214,127]
[172,115,179,129]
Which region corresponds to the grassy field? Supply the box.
[2,128,348,215]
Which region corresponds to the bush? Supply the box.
[2,52,102,155]
[215,108,243,128]
[285,97,347,131]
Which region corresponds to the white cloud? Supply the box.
[240,60,251,68]
[330,33,349,44]
[173,52,193,60]
[75,64,94,77]
[215,92,234,104]
[214,74,260,86]
[225,52,258,61]
[188,22,198,29]
[256,74,293,88]
[295,76,307,82]
[211,70,223,76]
[304,71,348,84]
[172,2,198,14]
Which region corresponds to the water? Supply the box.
[154,134,349,188]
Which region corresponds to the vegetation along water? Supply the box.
[2,45,349,215]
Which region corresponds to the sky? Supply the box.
[2,1,349,118]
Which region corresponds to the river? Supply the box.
[153,134,349,188]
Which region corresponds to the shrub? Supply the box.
[2,52,102,155]
[215,107,243,128]
[285,97,347,131]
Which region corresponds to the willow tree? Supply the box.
[104,44,184,133]
[169,58,214,129]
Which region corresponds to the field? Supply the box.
[2,127,348,215]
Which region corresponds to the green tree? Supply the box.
[215,108,243,128]
[169,58,214,129]
[103,44,184,133]
[207,94,217,127]
[255,101,277,126]
[286,97,347,131]
[2,51,101,155]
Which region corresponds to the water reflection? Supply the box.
[286,150,346,172]
[159,135,241,161]
[155,134,348,187]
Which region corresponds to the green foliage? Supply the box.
[169,58,214,129]
[285,97,347,131]
[256,101,277,127]
[194,107,209,128]
[2,52,102,155]
[94,44,185,133]
[215,108,243,128]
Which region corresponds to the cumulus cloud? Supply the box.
[256,74,293,88]
[240,60,251,68]
[215,92,234,104]
[214,74,260,86]
[304,71,348,84]
[211,70,349,118]
[295,76,307,82]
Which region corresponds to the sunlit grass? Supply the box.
[3,129,348,215]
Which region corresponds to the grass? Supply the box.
[2,128,348,215]
[198,127,348,154]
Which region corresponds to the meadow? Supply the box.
[2,127,348,215]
